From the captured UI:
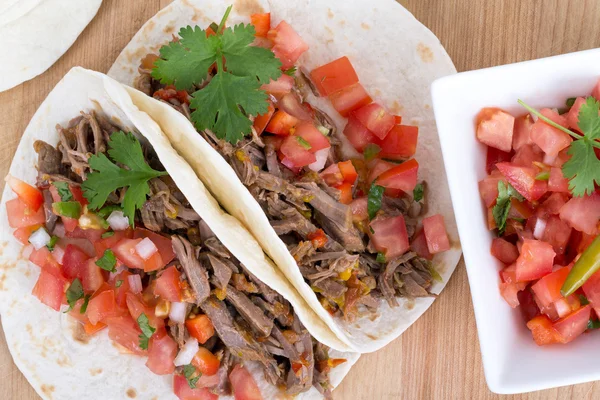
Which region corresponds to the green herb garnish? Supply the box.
[296,136,312,150]
[183,364,201,388]
[46,235,59,251]
[413,183,424,202]
[535,171,550,181]
[97,204,123,219]
[80,294,91,314]
[367,183,384,220]
[519,97,600,197]
[96,249,117,272]
[578,294,590,306]
[101,231,115,239]
[492,181,524,235]
[588,319,600,330]
[363,143,381,161]
[283,66,297,76]
[115,280,123,288]
[65,278,84,312]
[52,181,73,201]
[566,97,576,108]
[137,313,156,350]
[152,6,282,143]
[82,131,168,224]
[376,252,386,263]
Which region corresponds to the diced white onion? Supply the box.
[29,227,51,250]
[52,245,65,264]
[135,237,158,260]
[169,301,187,324]
[108,264,125,281]
[308,148,330,172]
[533,218,547,240]
[543,153,557,166]
[22,244,33,260]
[53,222,66,238]
[107,211,129,231]
[128,274,143,294]
[174,337,199,367]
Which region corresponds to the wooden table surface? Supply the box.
[2,0,600,399]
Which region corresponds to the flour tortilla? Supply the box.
[108,0,462,353]
[0,0,102,92]
[0,67,358,400]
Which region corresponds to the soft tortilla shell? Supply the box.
[108,0,462,353]
[0,67,357,400]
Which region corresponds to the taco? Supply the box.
[108,0,462,352]
[0,67,358,400]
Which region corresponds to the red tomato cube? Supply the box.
[491,238,519,264]
[280,135,317,168]
[377,125,419,160]
[154,266,182,302]
[496,162,547,202]
[478,171,504,208]
[537,192,569,218]
[295,122,331,152]
[526,315,564,345]
[260,74,294,97]
[512,114,534,151]
[329,83,373,117]
[531,266,570,308]
[32,269,67,311]
[250,13,270,38]
[422,214,450,254]
[87,288,117,325]
[410,228,433,260]
[486,146,512,174]
[229,365,262,400]
[146,328,178,375]
[583,269,600,317]
[343,115,376,152]
[542,215,572,255]
[253,101,275,135]
[173,375,218,400]
[476,108,515,152]
[552,305,591,343]
[559,192,600,235]
[105,315,146,355]
[368,215,410,260]
[511,143,543,167]
[6,198,46,228]
[548,167,570,193]
[338,160,358,184]
[351,103,395,140]
[499,281,527,308]
[6,175,43,212]
[62,244,91,280]
[320,163,344,187]
[530,109,572,157]
[375,159,419,193]
[516,239,555,282]
[266,110,299,135]
[566,97,586,131]
[310,56,359,96]
[268,21,308,69]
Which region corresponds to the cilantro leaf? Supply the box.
[65,278,84,312]
[221,24,282,83]
[82,132,167,223]
[137,313,156,339]
[367,184,385,220]
[46,235,59,251]
[563,138,600,197]
[139,334,150,350]
[80,294,91,314]
[96,249,117,272]
[183,364,201,389]
[579,294,590,306]
[577,97,600,138]
[190,72,269,143]
[101,231,115,239]
[284,66,297,76]
[363,144,381,161]
[413,183,424,202]
[588,320,600,330]
[376,252,386,263]
[115,280,123,288]
[152,26,218,90]
[53,181,73,201]
[492,181,523,235]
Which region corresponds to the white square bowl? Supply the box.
[431,48,600,395]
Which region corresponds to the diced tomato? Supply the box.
[13,224,42,245]
[486,146,512,174]
[375,159,419,193]
[250,13,270,37]
[491,238,519,264]
[32,269,67,311]
[518,289,540,322]
[478,171,504,208]
[548,167,570,193]
[369,215,409,260]
[537,192,569,218]
[192,347,220,376]
[29,247,60,273]
[349,197,368,223]
[366,159,395,186]
[126,292,164,330]
[280,135,316,167]
[542,215,572,255]
[66,226,106,244]
[186,315,215,344]
[80,258,105,292]
[531,267,570,308]
[94,229,133,257]
[334,182,353,204]
[105,315,146,355]
[146,327,177,375]
[329,83,373,117]
[512,114,534,150]
[566,97,586,131]
[499,281,527,308]
[268,21,308,69]
[307,229,328,249]
[320,163,344,186]
[583,269,600,317]
[294,122,330,152]
[265,110,298,135]
[112,238,163,272]
[553,295,581,319]
[552,305,591,343]
[87,287,117,325]
[62,244,91,280]
[476,107,514,152]
[511,143,543,167]
[410,228,433,260]
[496,162,547,202]
[343,115,376,152]
[154,266,182,302]
[500,263,518,283]
[515,239,555,281]
[507,198,533,220]
[559,192,600,235]
[229,365,262,400]
[153,85,190,106]
[377,125,419,160]
[6,198,46,228]
[530,109,572,157]
[173,375,218,400]
[6,175,43,211]
[111,270,132,307]
[351,103,395,140]
[338,160,358,184]
[310,56,359,97]
[133,228,175,266]
[261,74,294,97]
[422,214,450,254]
[526,315,564,345]
[253,101,275,135]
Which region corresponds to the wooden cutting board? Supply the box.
[2,0,600,398]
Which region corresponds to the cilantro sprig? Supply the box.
[137,313,156,350]
[96,249,117,272]
[183,364,201,389]
[152,5,282,143]
[492,181,523,235]
[367,183,384,220]
[82,131,167,224]
[519,97,600,197]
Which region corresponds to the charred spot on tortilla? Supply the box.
[417,42,434,63]
[234,0,265,16]
[89,368,103,376]
[361,22,371,30]
[162,23,175,34]
[41,384,55,397]
[126,388,137,398]
[71,323,90,344]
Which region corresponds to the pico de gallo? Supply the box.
[477,78,600,345]
[135,7,451,321]
[6,109,346,398]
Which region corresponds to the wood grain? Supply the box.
[2,0,600,399]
